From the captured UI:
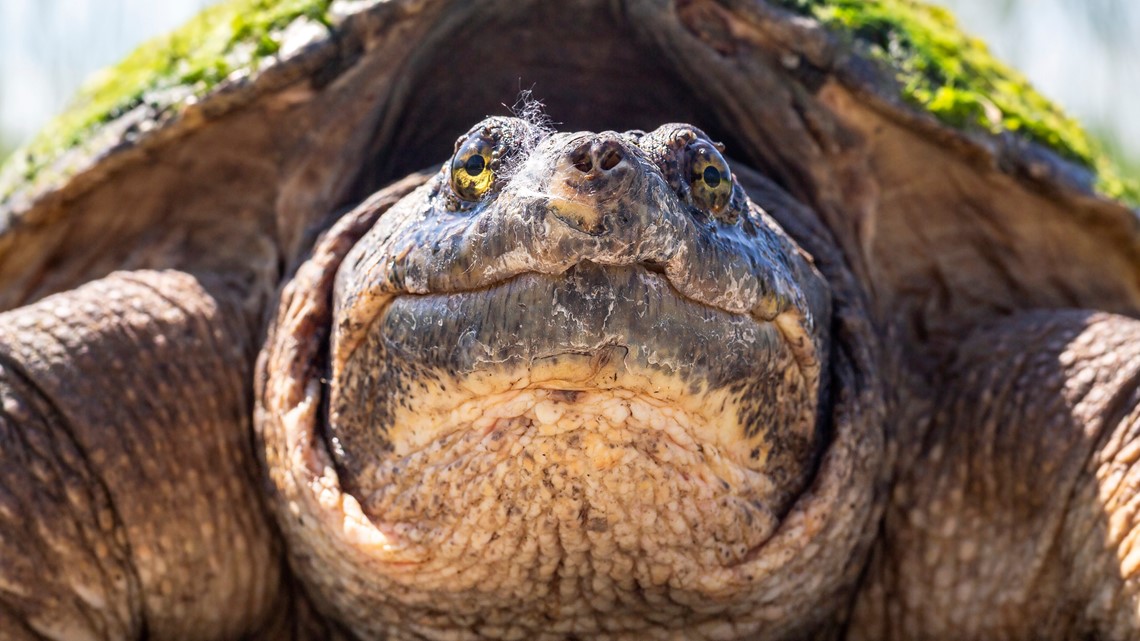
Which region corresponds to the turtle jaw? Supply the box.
[315,259,825,630]
[328,259,819,465]
[324,255,823,543]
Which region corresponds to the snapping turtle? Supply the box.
[2,0,1140,639]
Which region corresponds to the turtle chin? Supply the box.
[321,261,825,620]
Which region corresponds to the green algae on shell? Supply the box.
[771,0,1138,204]
[0,0,332,200]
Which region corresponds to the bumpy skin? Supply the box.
[0,271,284,639]
[852,311,1140,640]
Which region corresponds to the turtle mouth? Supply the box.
[349,261,793,452]
[330,257,821,396]
[332,258,811,388]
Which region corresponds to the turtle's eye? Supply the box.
[689,141,733,218]
[451,134,496,201]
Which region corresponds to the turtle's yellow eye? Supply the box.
[689,141,733,217]
[450,135,496,201]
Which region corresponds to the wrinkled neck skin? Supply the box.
[258,119,885,640]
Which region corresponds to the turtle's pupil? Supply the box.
[464,155,486,176]
[702,165,721,188]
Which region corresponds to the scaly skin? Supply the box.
[852,311,1140,640]
[0,271,284,640]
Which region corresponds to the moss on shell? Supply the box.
[773,0,1138,205]
[2,0,331,191]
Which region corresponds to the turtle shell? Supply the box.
[0,0,1136,354]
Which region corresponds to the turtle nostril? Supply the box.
[571,146,593,173]
[598,146,622,171]
[564,138,626,179]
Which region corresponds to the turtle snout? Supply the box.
[549,134,638,235]
[560,135,638,188]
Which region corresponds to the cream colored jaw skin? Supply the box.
[378,354,770,470]
[356,386,784,574]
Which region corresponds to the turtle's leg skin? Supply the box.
[0,270,286,640]
[851,310,1140,640]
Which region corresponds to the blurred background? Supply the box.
[0,0,1137,176]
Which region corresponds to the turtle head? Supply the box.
[267,117,833,636]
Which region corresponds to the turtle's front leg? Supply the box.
[852,310,1140,640]
[0,270,286,640]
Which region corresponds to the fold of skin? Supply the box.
[258,119,882,640]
